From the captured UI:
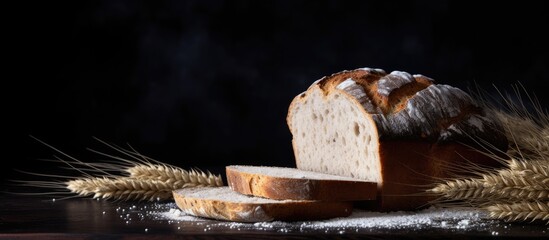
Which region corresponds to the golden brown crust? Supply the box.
[373,141,504,211]
[226,166,377,201]
[318,68,385,93]
[286,68,384,134]
[172,188,353,222]
[293,68,508,148]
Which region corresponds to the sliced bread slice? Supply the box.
[172,187,353,222]
[226,165,376,201]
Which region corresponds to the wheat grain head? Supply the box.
[15,137,225,201]
[66,177,174,201]
[126,164,224,188]
[486,201,549,224]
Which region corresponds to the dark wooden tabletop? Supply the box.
[1,194,547,239]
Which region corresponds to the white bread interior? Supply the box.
[289,84,382,184]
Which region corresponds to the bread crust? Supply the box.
[375,141,503,211]
[289,68,507,147]
[173,187,353,222]
[226,166,377,201]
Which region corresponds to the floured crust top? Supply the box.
[301,67,507,148]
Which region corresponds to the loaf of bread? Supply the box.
[172,187,353,222]
[226,165,377,201]
[287,67,507,211]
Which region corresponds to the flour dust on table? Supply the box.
[145,202,506,234]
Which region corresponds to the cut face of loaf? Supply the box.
[287,67,508,211]
[226,165,377,201]
[172,187,353,222]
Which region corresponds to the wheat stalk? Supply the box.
[508,158,549,177]
[64,164,224,201]
[428,99,549,223]
[493,108,549,159]
[63,164,224,201]
[431,165,549,193]
[471,82,549,158]
[20,137,226,201]
[430,178,486,201]
[430,176,549,203]
[65,164,223,201]
[66,177,174,201]
[485,201,549,223]
[430,144,549,223]
[483,169,549,189]
[126,164,224,188]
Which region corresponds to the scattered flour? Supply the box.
[113,202,547,236]
[161,208,206,222]
[154,203,491,232]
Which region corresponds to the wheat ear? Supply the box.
[485,201,549,223]
[64,164,224,201]
[66,177,174,201]
[431,165,549,196]
[126,164,224,188]
[429,86,549,223]
[21,137,226,201]
[508,158,549,177]
[493,109,549,159]
[62,163,224,201]
[484,169,549,189]
[430,178,549,203]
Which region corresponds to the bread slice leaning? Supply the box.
[172,187,353,222]
[226,165,376,201]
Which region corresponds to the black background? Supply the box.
[4,1,549,186]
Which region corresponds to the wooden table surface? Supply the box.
[1,194,547,239]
